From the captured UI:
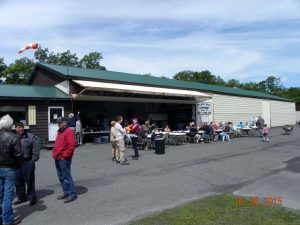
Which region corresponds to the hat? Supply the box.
[133,118,138,122]
[15,122,24,128]
[57,117,67,123]
[68,113,74,118]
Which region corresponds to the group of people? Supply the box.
[0,111,271,224]
[0,115,40,225]
[186,116,269,143]
[0,113,79,225]
[110,116,140,165]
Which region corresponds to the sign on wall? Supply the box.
[200,115,210,123]
[197,102,212,115]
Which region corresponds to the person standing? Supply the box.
[262,124,269,142]
[52,117,77,203]
[110,121,117,161]
[14,122,40,206]
[130,118,140,160]
[0,115,23,225]
[66,111,80,132]
[75,119,83,146]
[115,116,129,165]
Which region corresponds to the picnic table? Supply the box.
[214,129,224,133]
[83,130,110,143]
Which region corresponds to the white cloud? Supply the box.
[0,0,300,86]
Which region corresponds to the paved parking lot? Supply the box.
[15,126,300,225]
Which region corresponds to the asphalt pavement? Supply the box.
[14,125,300,225]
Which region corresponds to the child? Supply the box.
[262,124,269,142]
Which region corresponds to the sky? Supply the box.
[0,0,300,87]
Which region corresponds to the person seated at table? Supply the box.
[187,124,197,137]
[143,130,157,150]
[211,122,222,141]
[237,122,244,129]
[164,125,171,133]
[186,124,201,143]
[219,123,231,141]
[218,122,225,130]
[149,121,157,133]
[198,124,212,143]
[242,122,251,135]
[211,122,219,131]
[226,122,235,138]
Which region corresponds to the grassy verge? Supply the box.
[129,195,300,225]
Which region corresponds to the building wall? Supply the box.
[212,94,296,127]
[261,100,271,127]
[270,101,296,126]
[213,94,262,125]
[0,99,70,141]
[30,68,65,86]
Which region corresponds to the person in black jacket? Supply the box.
[0,114,23,225]
[14,122,40,206]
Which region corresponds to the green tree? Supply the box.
[173,70,194,81]
[282,87,300,102]
[263,76,285,96]
[34,47,106,69]
[80,52,106,70]
[226,79,240,88]
[2,57,35,84]
[0,57,7,83]
[34,47,49,63]
[174,70,225,85]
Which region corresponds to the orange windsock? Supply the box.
[18,42,39,54]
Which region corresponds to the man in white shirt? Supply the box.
[114,116,129,165]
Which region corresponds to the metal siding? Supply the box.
[270,101,296,126]
[262,100,271,127]
[213,94,262,125]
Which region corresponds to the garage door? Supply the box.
[270,101,296,127]
[213,94,262,125]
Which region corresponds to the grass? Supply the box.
[129,195,300,225]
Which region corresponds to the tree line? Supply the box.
[0,48,106,84]
[173,70,300,102]
[0,48,299,102]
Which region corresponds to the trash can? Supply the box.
[155,138,165,154]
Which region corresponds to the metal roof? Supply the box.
[35,63,293,102]
[0,84,69,99]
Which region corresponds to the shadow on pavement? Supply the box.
[77,185,88,196]
[14,189,54,220]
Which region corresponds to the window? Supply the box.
[0,106,27,125]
